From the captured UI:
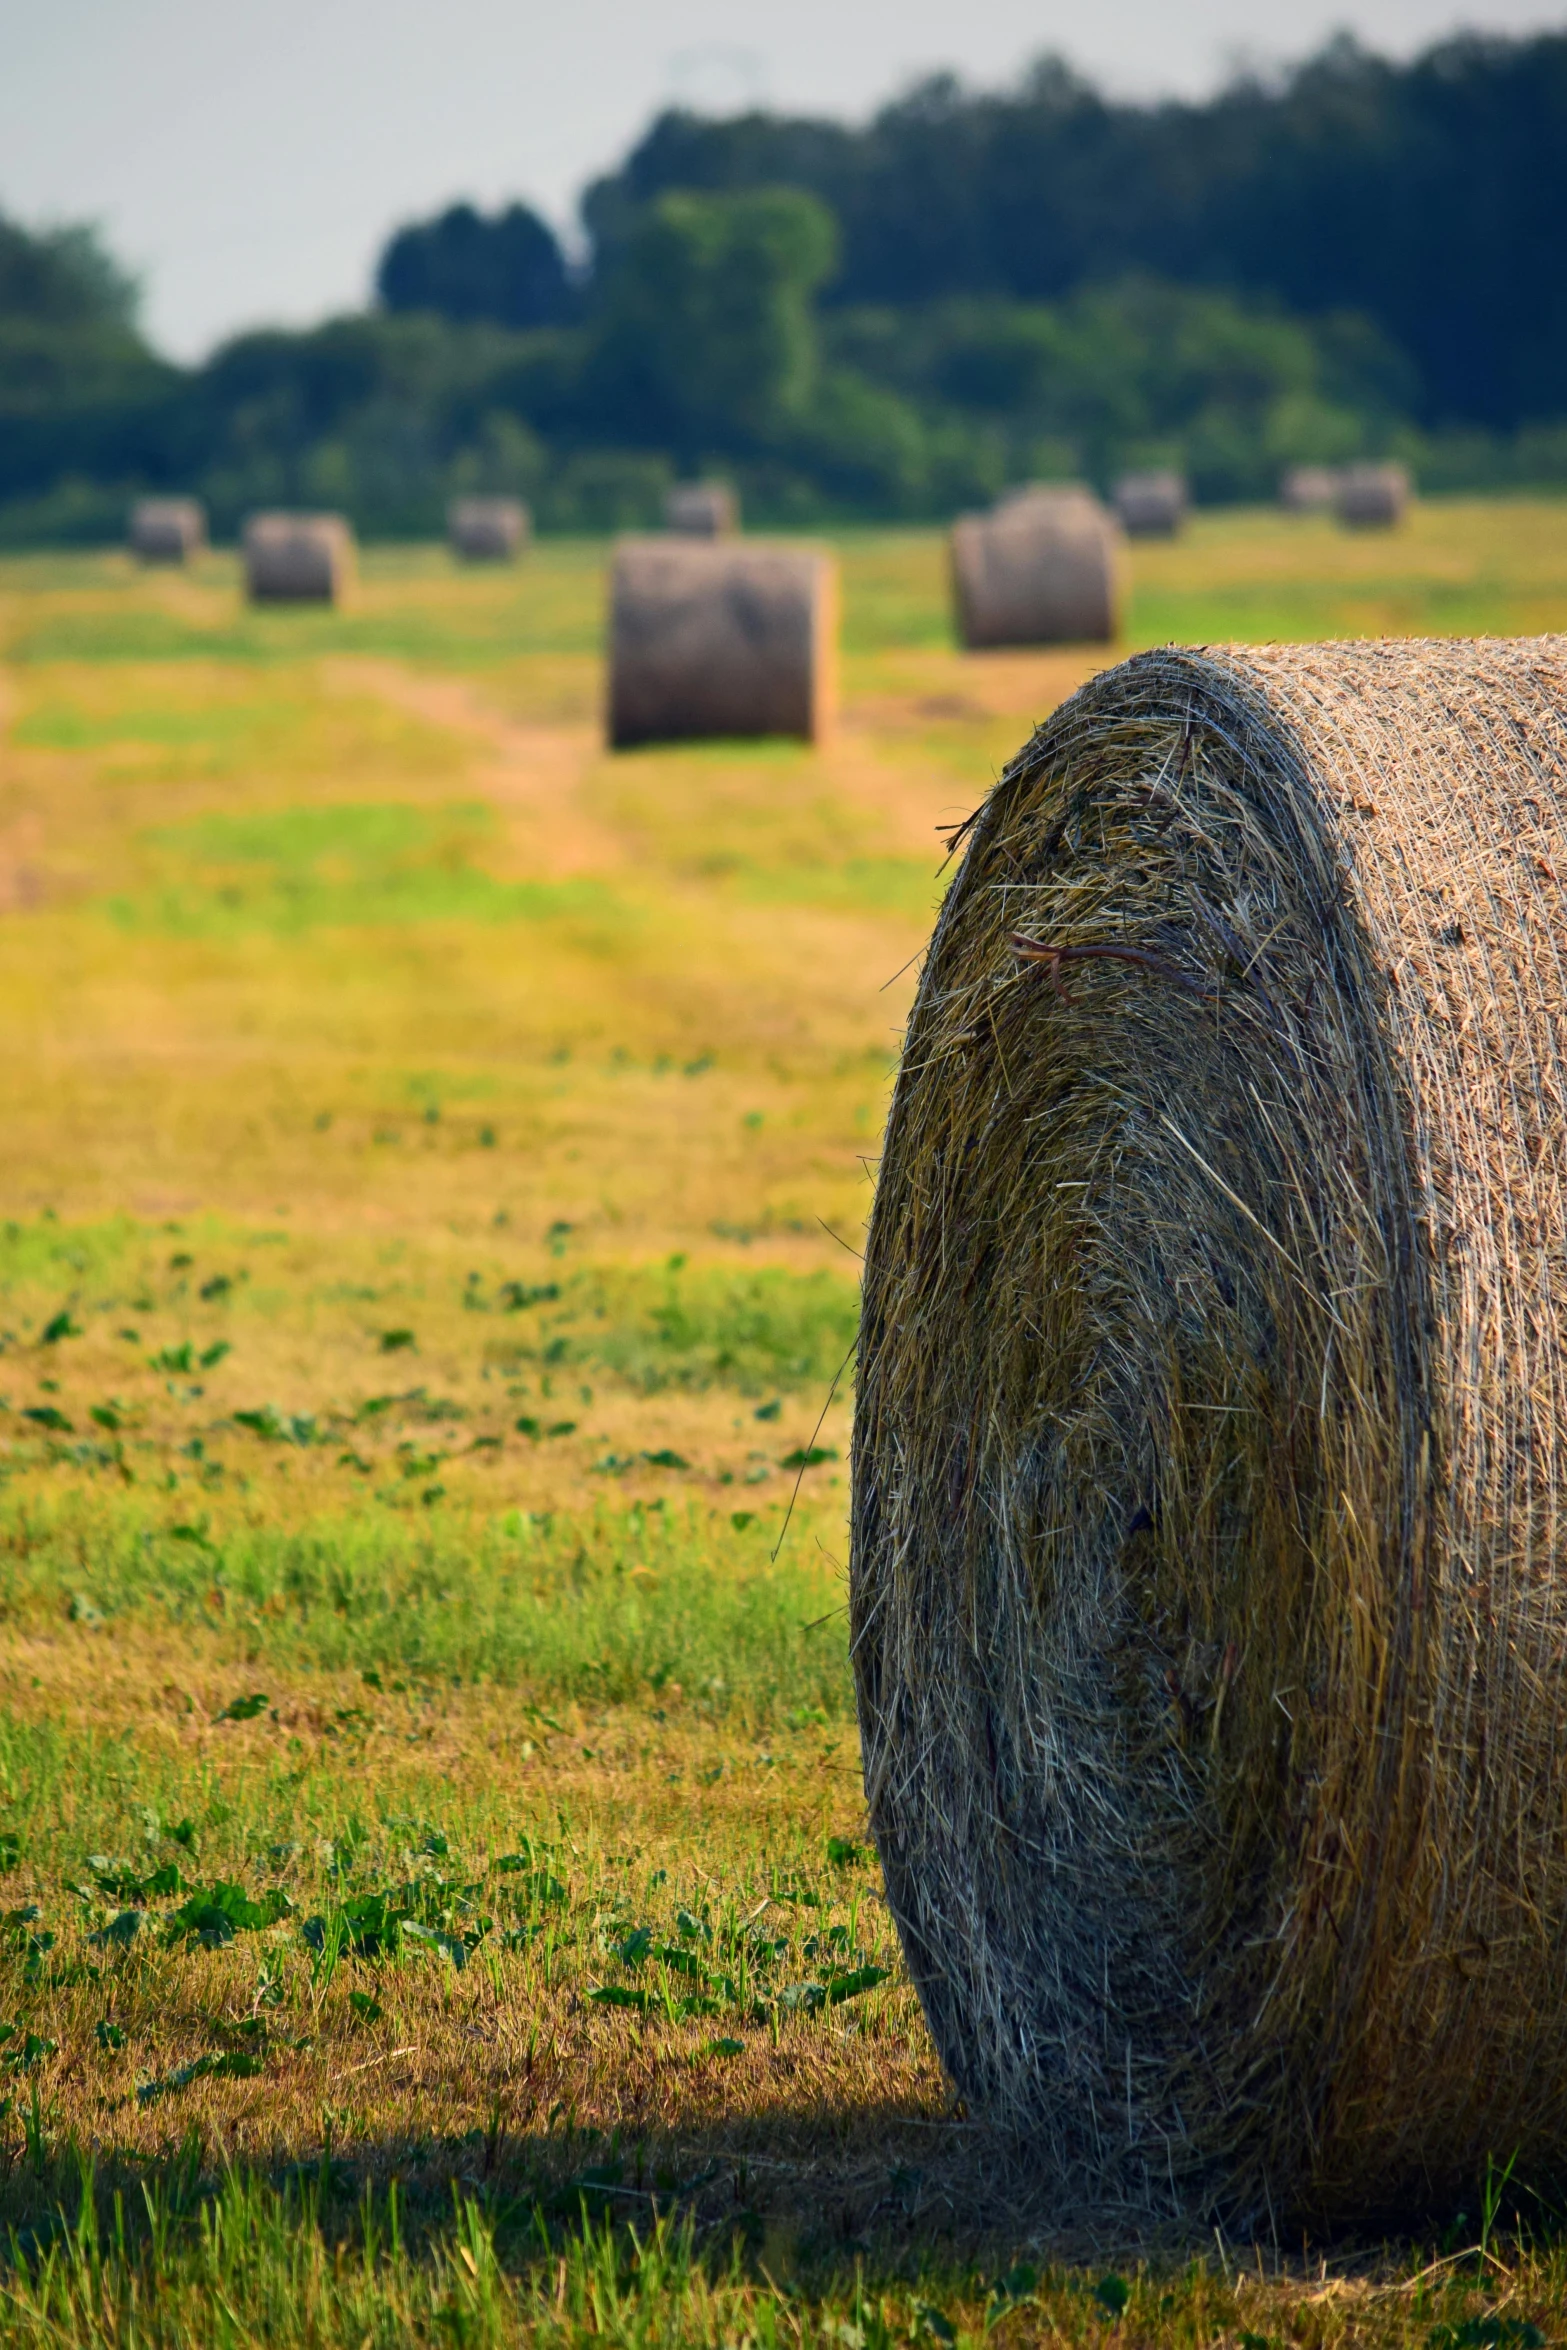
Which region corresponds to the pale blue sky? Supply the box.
[3,0,1560,360]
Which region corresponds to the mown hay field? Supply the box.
[0,499,1564,2342]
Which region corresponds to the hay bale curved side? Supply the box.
[1336,461,1410,528]
[664,481,739,538]
[852,635,1567,2224]
[129,497,206,563]
[608,539,835,747]
[448,497,530,561]
[951,493,1120,648]
[243,513,356,604]
[1113,470,1186,537]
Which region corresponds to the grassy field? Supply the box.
[0,499,1562,2341]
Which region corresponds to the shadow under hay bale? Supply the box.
[1113,470,1186,538]
[852,634,1567,2230]
[243,512,355,604]
[607,538,835,748]
[1279,464,1341,513]
[665,481,739,537]
[447,496,530,561]
[951,489,1120,648]
[129,497,206,564]
[1336,461,1410,528]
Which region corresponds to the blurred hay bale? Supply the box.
[607,538,835,747]
[664,481,739,537]
[129,497,206,564]
[853,634,1567,2227]
[993,480,1098,516]
[1279,463,1341,512]
[1113,469,1186,537]
[1336,460,1411,527]
[243,513,356,604]
[951,489,1120,647]
[447,497,530,561]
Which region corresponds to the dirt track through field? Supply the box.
[325,658,625,877]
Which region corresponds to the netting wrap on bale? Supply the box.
[448,497,530,560]
[243,513,355,604]
[951,489,1120,649]
[608,539,835,747]
[852,636,1567,2226]
[129,497,206,563]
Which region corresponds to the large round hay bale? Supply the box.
[1113,469,1186,537]
[853,635,1567,2227]
[607,539,834,747]
[129,497,206,563]
[1336,461,1411,528]
[951,492,1119,648]
[1280,463,1341,513]
[664,481,739,538]
[243,512,355,604]
[448,496,530,561]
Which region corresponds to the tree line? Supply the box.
[4,28,1566,543]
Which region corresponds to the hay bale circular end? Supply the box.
[608,539,835,747]
[1336,461,1410,528]
[951,490,1120,649]
[1113,470,1187,537]
[853,635,1567,2226]
[129,497,206,563]
[448,497,530,561]
[243,512,356,604]
[664,481,739,538]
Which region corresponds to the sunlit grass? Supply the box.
[0,504,1563,2335]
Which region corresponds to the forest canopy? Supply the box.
[4,27,1567,542]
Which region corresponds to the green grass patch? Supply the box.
[15,702,277,751]
[4,577,606,670]
[0,1217,141,1299]
[0,1493,849,1723]
[730,857,945,920]
[103,802,624,938]
[1125,573,1548,646]
[488,1261,859,1395]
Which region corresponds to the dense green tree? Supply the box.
[375,201,575,330]
[823,279,1408,502]
[0,215,141,331]
[0,211,161,412]
[582,187,837,460]
[584,30,1567,431]
[0,211,177,520]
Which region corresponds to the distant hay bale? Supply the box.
[853,635,1567,2227]
[607,538,835,747]
[243,512,355,604]
[1336,461,1411,528]
[993,480,1100,517]
[448,497,530,561]
[129,497,206,564]
[1113,469,1186,537]
[1280,463,1341,513]
[664,481,739,538]
[951,490,1120,648]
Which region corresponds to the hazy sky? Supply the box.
[3,0,1560,360]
